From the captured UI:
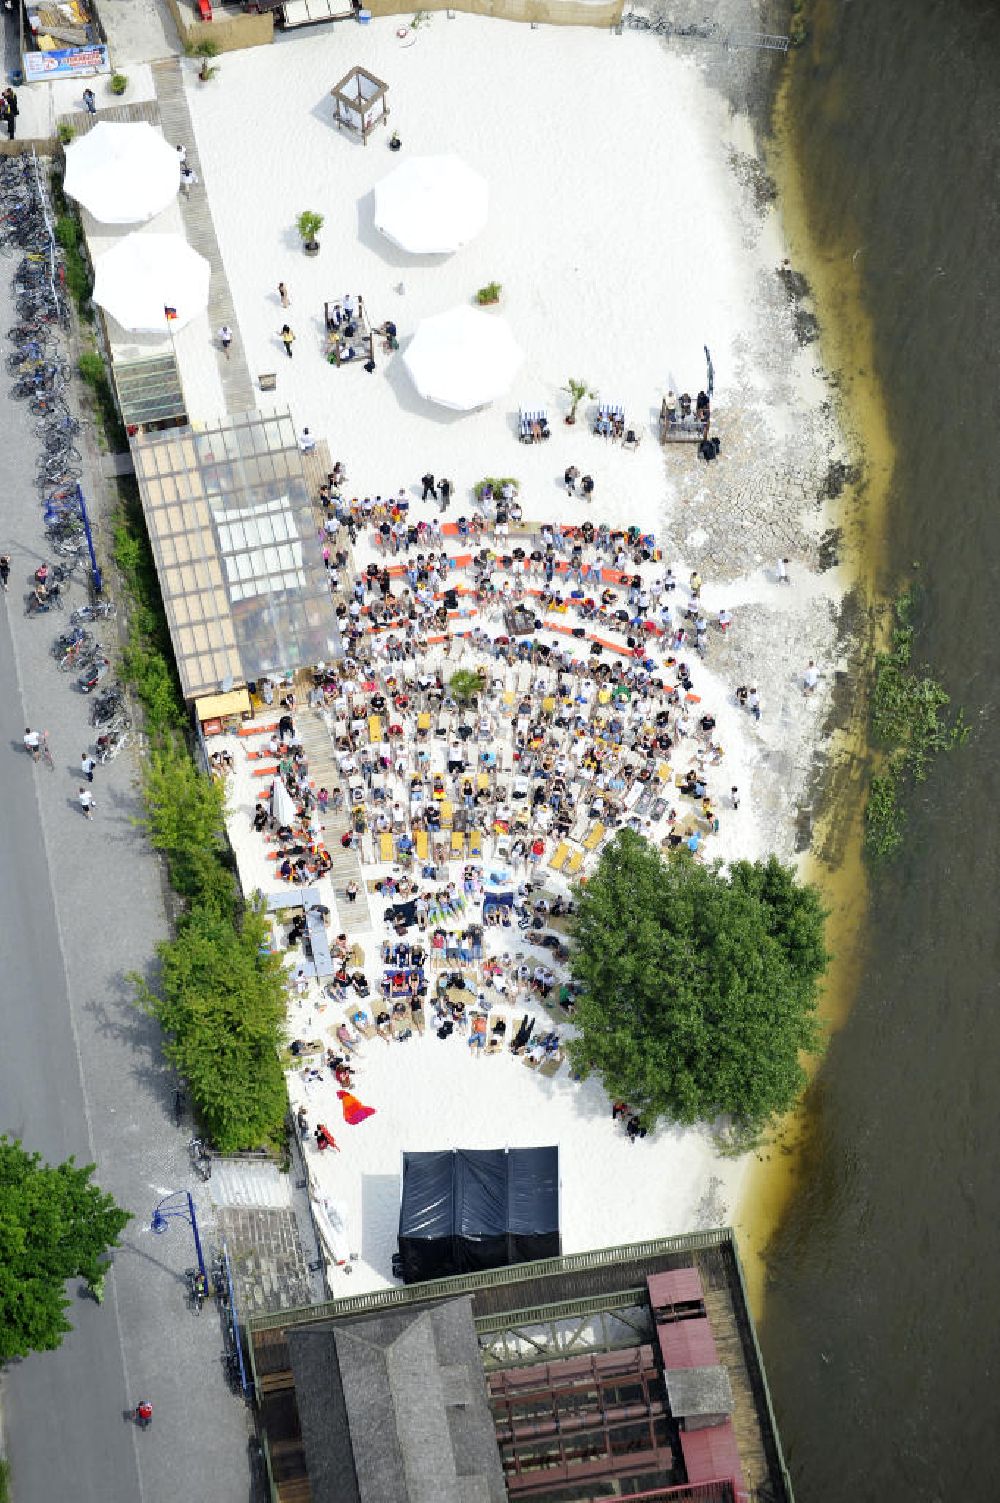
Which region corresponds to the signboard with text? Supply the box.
[23,45,110,82]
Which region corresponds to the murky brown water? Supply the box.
[757,2,1000,1499]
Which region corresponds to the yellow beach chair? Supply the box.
[549,841,569,871]
[565,849,584,876]
[451,830,467,858]
[583,822,606,851]
[415,830,429,861]
[379,830,394,863]
[468,829,483,859]
[416,711,431,734]
[439,800,454,829]
[368,714,382,744]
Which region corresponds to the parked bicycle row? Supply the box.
[1,159,131,769]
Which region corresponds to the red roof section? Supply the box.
[647,1268,704,1308]
[680,1422,745,1491]
[657,1315,718,1370]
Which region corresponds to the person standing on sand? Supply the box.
[278,281,290,308]
[803,660,820,693]
[777,556,790,585]
[280,324,295,358]
[564,465,579,494]
[0,553,9,592]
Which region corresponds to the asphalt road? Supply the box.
[0,290,252,1497]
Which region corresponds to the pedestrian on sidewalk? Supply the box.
[278,281,290,308]
[175,143,187,167]
[179,162,198,195]
[81,752,96,783]
[3,88,19,142]
[345,879,359,903]
[218,324,233,359]
[78,786,95,818]
[83,88,97,114]
[0,553,10,591]
[280,324,295,358]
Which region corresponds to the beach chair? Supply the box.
[368,714,382,743]
[549,841,569,871]
[414,829,429,861]
[565,849,584,876]
[379,830,394,863]
[583,822,606,851]
[468,829,483,859]
[451,830,466,858]
[439,800,454,829]
[350,1010,376,1039]
[539,1049,564,1078]
[416,711,432,736]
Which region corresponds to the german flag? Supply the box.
[164,305,178,321]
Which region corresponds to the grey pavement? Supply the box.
[0,292,253,1492]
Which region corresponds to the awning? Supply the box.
[195,687,252,722]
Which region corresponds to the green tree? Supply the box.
[0,1139,130,1362]
[136,737,229,899]
[568,831,828,1130]
[132,899,288,1152]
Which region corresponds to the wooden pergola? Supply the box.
[330,65,389,146]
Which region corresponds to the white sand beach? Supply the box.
[180,17,851,1291]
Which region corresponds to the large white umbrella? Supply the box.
[92,234,210,333]
[373,154,488,254]
[403,306,523,411]
[64,122,180,224]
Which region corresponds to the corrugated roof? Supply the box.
[680,1420,745,1490]
[657,1314,718,1370]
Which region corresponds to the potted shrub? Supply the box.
[448,668,485,707]
[562,377,593,426]
[476,281,501,306]
[109,73,128,96]
[297,210,324,257]
[191,39,220,81]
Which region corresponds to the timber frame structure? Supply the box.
[330,65,389,145]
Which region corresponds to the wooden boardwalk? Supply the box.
[57,101,161,134]
[150,58,257,416]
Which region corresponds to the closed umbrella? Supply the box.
[403,306,523,411]
[373,154,488,254]
[64,122,180,224]
[92,234,210,333]
[270,776,297,827]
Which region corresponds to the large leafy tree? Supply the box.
[0,1139,130,1362]
[568,831,828,1129]
[133,900,288,1153]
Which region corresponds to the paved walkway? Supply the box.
[0,281,253,1498]
[151,58,256,416]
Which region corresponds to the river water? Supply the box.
[758,2,1000,1499]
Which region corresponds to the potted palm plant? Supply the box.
[563,377,593,426]
[297,210,324,257]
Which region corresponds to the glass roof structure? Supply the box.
[114,352,187,429]
[132,410,340,701]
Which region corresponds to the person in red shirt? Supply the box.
[135,1400,153,1428]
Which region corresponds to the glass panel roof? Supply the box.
[132,409,341,700]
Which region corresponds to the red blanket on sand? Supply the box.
[337,1089,376,1125]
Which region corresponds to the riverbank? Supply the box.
[732,17,899,1311]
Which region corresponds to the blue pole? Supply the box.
[75,482,103,596]
[187,1191,208,1286]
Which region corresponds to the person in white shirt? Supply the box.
[299,427,316,453]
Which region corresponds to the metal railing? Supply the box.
[247,1228,733,1332]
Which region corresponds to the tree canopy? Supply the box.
[0,1138,130,1362]
[568,831,828,1129]
[133,898,288,1154]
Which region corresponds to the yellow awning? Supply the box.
[195,687,252,722]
